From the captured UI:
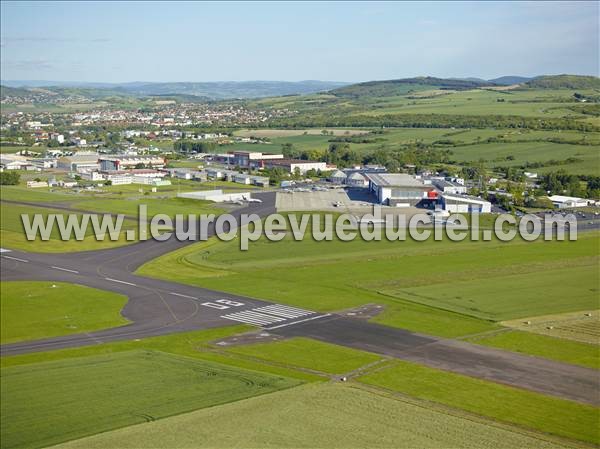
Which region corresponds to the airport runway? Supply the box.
[1,191,599,406]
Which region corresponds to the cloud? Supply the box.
[1,36,111,43]
[1,58,54,71]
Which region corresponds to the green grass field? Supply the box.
[53,383,570,449]
[226,337,382,374]
[388,264,599,321]
[358,360,600,445]
[466,330,600,370]
[138,231,599,325]
[450,141,600,176]
[0,350,300,449]
[0,202,139,252]
[0,281,129,344]
[136,230,599,368]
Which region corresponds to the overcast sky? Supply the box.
[1,1,598,83]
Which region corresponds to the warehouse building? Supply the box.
[441,193,492,213]
[233,173,270,187]
[57,153,100,172]
[329,170,347,184]
[548,195,590,209]
[232,151,284,168]
[365,173,434,207]
[346,172,368,187]
[263,158,328,174]
[98,155,165,171]
[432,178,467,195]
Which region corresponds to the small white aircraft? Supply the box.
[242,195,263,203]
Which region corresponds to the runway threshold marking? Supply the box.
[169,292,198,300]
[105,277,137,286]
[221,305,320,327]
[264,313,332,330]
[51,266,79,274]
[2,255,28,263]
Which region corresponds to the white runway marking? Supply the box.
[264,313,332,330]
[105,277,136,286]
[0,248,11,253]
[222,304,317,327]
[2,255,28,263]
[51,266,79,274]
[254,304,314,319]
[170,292,198,299]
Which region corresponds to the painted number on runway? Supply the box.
[201,299,245,310]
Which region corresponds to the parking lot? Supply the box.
[275,187,428,220]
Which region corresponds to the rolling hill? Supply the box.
[522,75,600,89]
[330,77,495,98]
[1,80,350,101]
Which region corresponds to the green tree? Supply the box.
[0,171,20,185]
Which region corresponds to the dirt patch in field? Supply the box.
[212,331,287,347]
[502,310,599,344]
[337,303,387,320]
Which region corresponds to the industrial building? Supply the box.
[329,170,347,184]
[57,153,100,172]
[98,155,165,171]
[178,189,249,202]
[233,173,270,187]
[365,173,434,207]
[548,195,590,209]
[440,193,492,213]
[432,178,467,195]
[263,158,329,174]
[232,151,284,168]
[346,172,368,187]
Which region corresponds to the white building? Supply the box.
[30,158,57,169]
[264,159,328,174]
[0,156,31,170]
[433,179,468,195]
[548,195,590,209]
[104,173,133,185]
[57,154,99,172]
[346,172,368,187]
[365,173,434,206]
[329,170,347,184]
[98,155,165,171]
[441,193,492,213]
[80,171,104,181]
[27,180,48,188]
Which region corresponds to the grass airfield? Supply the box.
[1,84,600,447]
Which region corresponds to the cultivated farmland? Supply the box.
[0,350,299,449]
[53,383,571,449]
